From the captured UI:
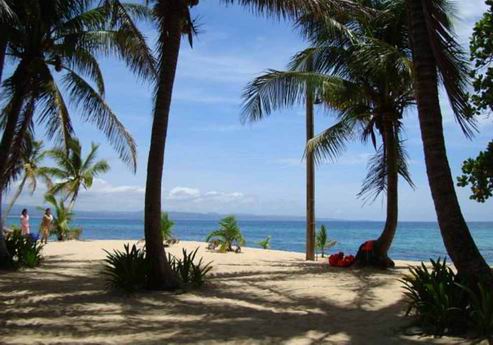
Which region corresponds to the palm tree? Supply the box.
[160,212,175,241]
[206,216,245,252]
[243,0,415,267]
[242,56,319,260]
[0,0,155,195]
[2,140,52,221]
[0,0,14,85]
[405,0,493,285]
[0,0,153,266]
[47,139,110,210]
[142,0,363,289]
[316,225,336,258]
[44,194,74,241]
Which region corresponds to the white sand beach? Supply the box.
[0,240,478,345]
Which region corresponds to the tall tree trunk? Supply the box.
[407,0,493,285]
[0,192,11,268]
[0,61,30,189]
[306,82,315,261]
[375,118,398,267]
[144,8,181,290]
[0,35,6,87]
[3,175,27,222]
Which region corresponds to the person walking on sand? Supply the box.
[39,208,53,244]
[20,209,30,236]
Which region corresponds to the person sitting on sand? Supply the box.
[20,209,30,236]
[39,208,53,244]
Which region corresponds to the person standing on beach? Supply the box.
[20,209,30,236]
[39,208,53,244]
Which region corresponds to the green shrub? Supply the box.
[160,212,175,241]
[168,248,213,289]
[103,244,212,293]
[316,225,337,258]
[5,229,43,269]
[401,258,493,337]
[257,236,271,249]
[66,228,82,240]
[458,282,493,336]
[206,216,245,252]
[401,258,467,335]
[103,244,149,293]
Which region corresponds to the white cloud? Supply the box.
[165,186,255,213]
[86,178,145,195]
[168,187,201,201]
[167,186,250,204]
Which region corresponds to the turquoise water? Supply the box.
[7,216,493,263]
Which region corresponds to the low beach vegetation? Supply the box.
[257,236,271,249]
[103,244,212,293]
[316,225,336,258]
[5,228,43,269]
[160,212,176,243]
[402,258,493,337]
[206,216,245,253]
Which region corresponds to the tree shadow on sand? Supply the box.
[0,253,469,345]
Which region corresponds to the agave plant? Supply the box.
[206,216,245,252]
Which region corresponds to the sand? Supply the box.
[0,240,478,345]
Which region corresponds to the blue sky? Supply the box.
[8,0,493,221]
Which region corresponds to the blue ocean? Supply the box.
[7,216,493,263]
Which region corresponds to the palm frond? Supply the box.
[37,72,74,148]
[222,0,367,21]
[421,0,476,137]
[241,70,331,123]
[62,69,137,171]
[306,117,355,163]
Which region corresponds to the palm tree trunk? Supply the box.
[0,35,6,86]
[407,0,493,286]
[306,60,316,261]
[375,119,398,267]
[144,6,181,290]
[3,175,27,222]
[0,61,30,190]
[0,192,11,268]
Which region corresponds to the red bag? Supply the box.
[329,252,355,267]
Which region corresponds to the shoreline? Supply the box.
[38,239,444,267]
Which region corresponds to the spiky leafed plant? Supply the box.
[47,138,109,210]
[206,216,245,252]
[142,0,367,289]
[243,0,415,267]
[3,140,52,221]
[405,0,493,286]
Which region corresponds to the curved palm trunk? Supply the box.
[375,119,398,267]
[306,78,315,261]
[3,175,27,221]
[407,0,493,286]
[0,63,29,267]
[0,35,6,87]
[144,6,181,290]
